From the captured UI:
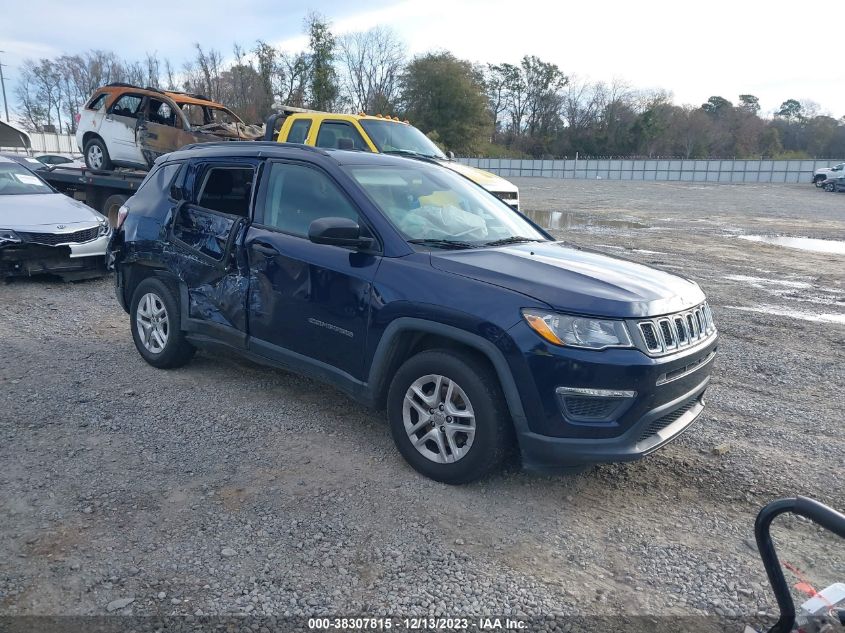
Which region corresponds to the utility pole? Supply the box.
[0,51,9,122]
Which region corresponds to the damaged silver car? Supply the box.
[0,157,110,280]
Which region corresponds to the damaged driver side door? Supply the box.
[169,159,259,349]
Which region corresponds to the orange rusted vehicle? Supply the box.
[75,83,263,171]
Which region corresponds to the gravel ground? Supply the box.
[1,180,843,629]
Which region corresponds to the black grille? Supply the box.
[640,322,660,350]
[19,227,99,246]
[686,314,697,337]
[674,317,687,343]
[493,191,518,201]
[563,396,618,419]
[659,320,675,346]
[636,302,715,355]
[637,397,701,443]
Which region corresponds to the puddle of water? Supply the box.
[524,210,649,231]
[727,305,845,324]
[738,235,845,255]
[725,275,845,306]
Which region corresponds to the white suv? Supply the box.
[813,163,844,186]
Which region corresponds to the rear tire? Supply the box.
[84,137,112,171]
[130,278,195,369]
[387,349,511,484]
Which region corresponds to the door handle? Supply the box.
[252,242,279,256]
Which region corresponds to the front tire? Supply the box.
[814,175,826,187]
[387,349,511,484]
[130,278,195,369]
[84,137,112,171]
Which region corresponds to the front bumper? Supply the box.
[505,319,718,472]
[519,375,709,472]
[68,234,109,258]
[0,234,108,278]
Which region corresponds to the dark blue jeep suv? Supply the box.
[110,142,717,484]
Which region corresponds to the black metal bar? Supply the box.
[755,496,845,633]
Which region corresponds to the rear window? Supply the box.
[287,119,311,144]
[86,93,107,111]
[110,94,143,117]
[316,121,369,151]
[196,166,255,217]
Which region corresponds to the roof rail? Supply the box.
[164,89,213,101]
[103,83,214,102]
[105,82,142,89]
[176,140,329,156]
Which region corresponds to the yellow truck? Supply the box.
[264,108,520,210]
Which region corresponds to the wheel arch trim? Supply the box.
[368,317,529,432]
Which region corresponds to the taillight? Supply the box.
[74,113,81,125]
[116,205,129,229]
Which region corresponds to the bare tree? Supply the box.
[277,51,309,107]
[144,52,161,88]
[163,59,178,91]
[185,44,224,101]
[337,26,404,113]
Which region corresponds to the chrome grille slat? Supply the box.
[658,319,676,349]
[634,302,715,357]
[687,313,698,339]
[674,317,687,344]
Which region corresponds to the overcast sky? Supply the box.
[1,0,841,118]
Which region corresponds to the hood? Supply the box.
[430,241,705,318]
[0,193,104,230]
[438,161,518,193]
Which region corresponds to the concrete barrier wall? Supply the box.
[457,157,845,183]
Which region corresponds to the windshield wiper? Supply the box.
[382,149,442,160]
[481,236,546,247]
[407,238,476,250]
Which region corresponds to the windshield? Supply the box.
[0,163,52,195]
[359,120,447,159]
[346,163,546,247]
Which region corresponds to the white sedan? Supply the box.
[0,156,110,280]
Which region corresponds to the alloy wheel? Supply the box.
[402,374,476,464]
[88,145,103,169]
[136,292,169,354]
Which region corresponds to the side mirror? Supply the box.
[337,137,354,150]
[448,150,455,160]
[308,217,373,249]
[170,184,184,201]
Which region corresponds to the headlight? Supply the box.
[0,229,21,244]
[522,309,632,350]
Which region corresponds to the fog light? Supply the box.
[555,387,636,423]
